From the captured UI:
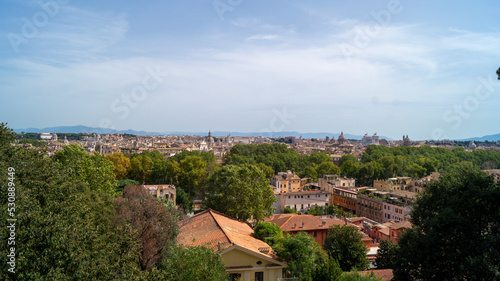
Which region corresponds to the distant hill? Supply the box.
[457,133,500,142]
[13,126,394,140]
[13,125,161,136]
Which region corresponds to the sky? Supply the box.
[1,0,500,140]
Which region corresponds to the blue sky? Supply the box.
[1,0,500,140]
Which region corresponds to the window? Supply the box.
[255,272,264,281]
[313,232,317,237]
[230,273,241,281]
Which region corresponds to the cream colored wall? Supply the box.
[222,249,283,281]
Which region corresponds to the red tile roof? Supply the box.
[265,214,354,232]
[177,209,276,259]
[390,221,412,230]
[358,269,394,281]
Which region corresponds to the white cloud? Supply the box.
[245,34,279,41]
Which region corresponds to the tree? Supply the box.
[114,185,179,271]
[308,152,333,166]
[178,155,207,196]
[54,144,116,195]
[156,246,228,281]
[340,160,359,179]
[175,187,193,214]
[255,162,275,179]
[0,125,141,280]
[497,67,500,80]
[392,164,500,280]
[204,164,276,222]
[253,222,283,246]
[106,152,131,180]
[273,232,330,281]
[374,239,399,269]
[284,206,298,214]
[337,272,383,281]
[324,225,369,271]
[129,155,154,184]
[340,154,358,166]
[315,161,341,179]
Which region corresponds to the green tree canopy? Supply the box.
[106,152,131,180]
[316,161,341,179]
[253,222,283,246]
[273,232,330,281]
[0,125,141,280]
[374,239,399,269]
[324,225,369,271]
[393,164,500,280]
[204,164,276,222]
[155,245,228,281]
[54,144,116,195]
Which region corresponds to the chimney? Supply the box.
[258,247,270,254]
[301,222,305,228]
[322,221,326,227]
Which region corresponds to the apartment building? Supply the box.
[270,170,302,193]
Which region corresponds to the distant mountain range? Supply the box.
[14,125,394,140]
[13,125,500,141]
[457,133,500,142]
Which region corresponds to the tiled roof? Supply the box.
[391,221,412,230]
[177,209,276,259]
[358,269,394,281]
[265,214,353,232]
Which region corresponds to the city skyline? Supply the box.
[2,0,500,140]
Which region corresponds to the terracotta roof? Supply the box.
[265,214,353,232]
[358,269,394,281]
[379,227,390,236]
[177,209,276,259]
[390,221,412,230]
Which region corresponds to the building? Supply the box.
[141,185,176,203]
[389,221,412,243]
[356,194,384,223]
[331,187,358,214]
[357,190,408,223]
[265,213,352,247]
[319,175,356,192]
[403,135,411,146]
[270,170,302,193]
[373,177,413,192]
[361,133,380,146]
[382,201,406,223]
[274,190,331,214]
[177,209,286,281]
[40,132,57,140]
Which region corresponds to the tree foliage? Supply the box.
[324,225,369,271]
[204,164,275,222]
[54,144,116,195]
[273,232,331,281]
[392,164,500,280]
[156,246,228,281]
[253,222,283,246]
[374,239,398,269]
[114,185,179,271]
[106,152,131,180]
[0,126,140,280]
